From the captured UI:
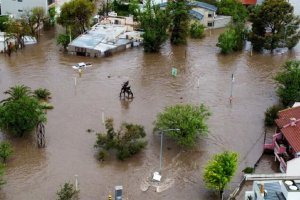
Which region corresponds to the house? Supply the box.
[1,0,55,18]
[67,22,143,57]
[245,179,300,200]
[264,106,300,173]
[159,1,231,29]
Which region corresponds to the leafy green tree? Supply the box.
[34,88,51,101]
[95,118,147,160]
[57,0,95,35]
[217,22,246,54]
[190,22,205,39]
[0,85,32,104]
[203,151,238,199]
[57,182,78,200]
[0,141,13,162]
[249,0,300,52]
[274,60,300,106]
[217,0,248,23]
[25,7,46,39]
[0,85,51,137]
[154,104,210,147]
[168,0,190,45]
[0,15,9,32]
[57,33,71,51]
[264,104,283,126]
[0,96,45,137]
[138,0,170,52]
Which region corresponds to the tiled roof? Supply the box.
[276,106,300,152]
[241,0,257,5]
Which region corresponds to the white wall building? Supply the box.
[1,0,54,18]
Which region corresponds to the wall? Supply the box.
[214,15,232,29]
[1,0,48,18]
[286,157,300,176]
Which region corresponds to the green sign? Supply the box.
[171,67,177,76]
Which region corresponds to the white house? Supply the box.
[1,0,55,18]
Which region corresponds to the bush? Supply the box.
[190,22,205,39]
[95,118,147,160]
[57,182,78,200]
[154,104,210,147]
[0,141,13,162]
[34,88,51,101]
[242,167,255,174]
[264,105,283,126]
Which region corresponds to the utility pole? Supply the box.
[229,73,234,104]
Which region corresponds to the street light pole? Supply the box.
[158,128,180,173]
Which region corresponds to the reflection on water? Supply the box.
[0,1,299,199]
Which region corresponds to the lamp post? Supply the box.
[159,129,180,169]
[153,128,180,182]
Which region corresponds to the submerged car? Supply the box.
[72,62,92,69]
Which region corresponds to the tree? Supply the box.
[217,22,246,54]
[217,0,248,23]
[26,7,46,39]
[95,118,147,160]
[57,0,96,35]
[168,0,190,45]
[0,15,9,32]
[138,0,170,52]
[203,151,238,199]
[0,85,48,137]
[190,22,205,39]
[0,141,13,162]
[264,104,283,126]
[0,96,45,137]
[274,60,300,106]
[0,85,32,104]
[34,88,51,101]
[249,0,300,52]
[154,104,210,147]
[56,182,78,200]
[57,33,71,51]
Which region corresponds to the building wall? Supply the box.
[286,157,300,176]
[1,0,48,18]
[214,16,232,29]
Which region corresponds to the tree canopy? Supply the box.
[168,0,190,45]
[274,60,300,106]
[0,85,48,137]
[57,0,96,35]
[154,104,210,147]
[203,151,238,199]
[138,0,170,52]
[95,118,147,160]
[217,0,248,23]
[249,0,300,52]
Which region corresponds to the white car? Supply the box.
[72,62,92,70]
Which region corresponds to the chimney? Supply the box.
[290,118,297,126]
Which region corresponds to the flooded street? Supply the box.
[0,1,300,199]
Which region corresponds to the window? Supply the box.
[18,9,23,12]
[207,22,214,27]
[18,0,23,2]
[208,13,212,18]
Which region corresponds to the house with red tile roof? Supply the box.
[240,0,257,5]
[264,106,300,173]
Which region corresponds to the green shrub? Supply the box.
[34,88,51,101]
[264,105,283,126]
[190,22,205,39]
[57,182,78,200]
[242,167,255,174]
[0,141,13,162]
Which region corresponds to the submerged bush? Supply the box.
[190,22,205,39]
[264,104,284,126]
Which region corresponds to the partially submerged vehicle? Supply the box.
[72,62,92,70]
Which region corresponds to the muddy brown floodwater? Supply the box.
[0,1,299,199]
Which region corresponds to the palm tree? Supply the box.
[0,85,32,104]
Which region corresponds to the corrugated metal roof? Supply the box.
[189,10,204,20]
[159,1,217,12]
[276,106,300,152]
